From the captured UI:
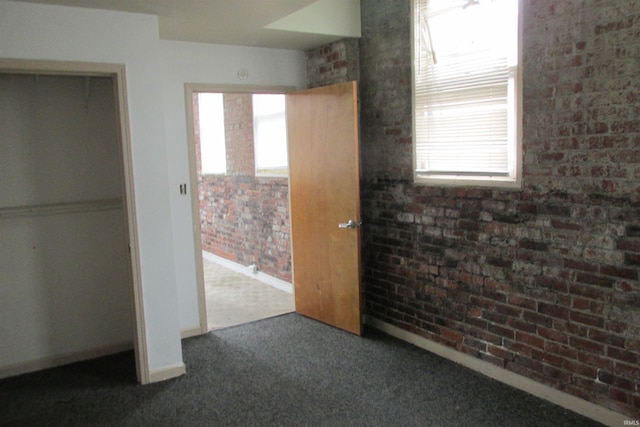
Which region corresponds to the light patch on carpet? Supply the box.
[203,258,295,329]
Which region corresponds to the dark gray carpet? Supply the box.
[0,313,603,426]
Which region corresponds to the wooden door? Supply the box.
[286,81,362,336]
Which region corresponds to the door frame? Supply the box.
[184,83,295,334]
[0,58,149,383]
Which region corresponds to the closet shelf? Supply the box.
[0,198,122,219]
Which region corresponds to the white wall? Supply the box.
[0,75,132,372]
[159,41,305,331]
[0,0,308,377]
[0,1,183,375]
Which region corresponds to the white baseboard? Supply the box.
[181,326,205,339]
[148,363,186,383]
[365,316,627,426]
[0,341,133,380]
[202,251,293,294]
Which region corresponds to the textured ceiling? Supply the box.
[6,0,361,50]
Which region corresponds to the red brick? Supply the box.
[546,341,578,360]
[465,316,488,331]
[440,327,463,343]
[572,376,608,395]
[557,293,572,308]
[569,284,608,300]
[507,317,536,333]
[614,362,640,380]
[332,60,347,70]
[463,336,487,353]
[569,310,604,328]
[538,326,568,344]
[513,354,543,372]
[617,238,640,252]
[471,329,503,346]
[613,376,635,392]
[469,295,495,310]
[600,265,638,280]
[612,292,640,307]
[578,351,614,371]
[516,331,545,350]
[575,272,615,288]
[467,307,482,318]
[487,344,514,361]
[606,347,639,364]
[484,311,508,327]
[539,276,569,292]
[563,258,598,272]
[495,302,523,318]
[624,250,640,266]
[478,351,506,368]
[542,364,571,384]
[588,330,625,348]
[507,294,537,311]
[563,359,597,378]
[538,302,569,319]
[571,297,591,311]
[609,388,629,404]
[532,348,564,367]
[570,336,604,354]
[627,339,640,353]
[487,323,515,340]
[522,310,554,328]
[606,320,629,334]
[503,339,533,357]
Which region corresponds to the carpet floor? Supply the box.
[0,313,603,426]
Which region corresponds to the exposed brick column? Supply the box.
[306,38,359,89]
[224,93,255,176]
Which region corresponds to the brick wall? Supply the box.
[223,94,255,176]
[195,93,291,282]
[306,39,359,89]
[306,0,640,417]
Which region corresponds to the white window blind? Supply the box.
[414,0,519,181]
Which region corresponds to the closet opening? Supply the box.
[0,60,146,383]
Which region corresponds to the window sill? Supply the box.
[256,175,288,180]
[414,173,522,189]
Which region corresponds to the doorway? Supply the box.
[185,84,296,331]
[0,59,146,383]
[186,82,363,336]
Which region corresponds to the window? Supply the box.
[197,92,226,175]
[413,0,521,187]
[253,94,288,177]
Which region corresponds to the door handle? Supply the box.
[338,219,362,229]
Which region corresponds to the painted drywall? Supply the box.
[266,0,361,38]
[159,40,305,331]
[0,75,132,372]
[0,1,183,373]
[0,75,123,207]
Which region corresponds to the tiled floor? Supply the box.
[203,257,295,330]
